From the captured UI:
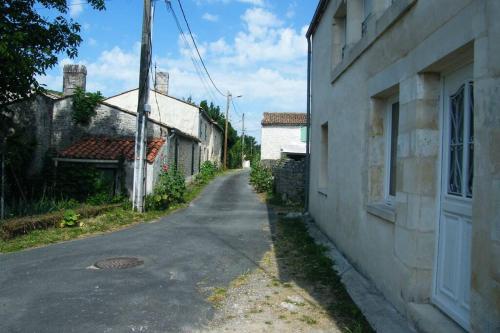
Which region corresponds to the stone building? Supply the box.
[306,0,499,332]
[6,64,223,197]
[260,112,307,163]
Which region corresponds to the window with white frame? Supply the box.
[384,99,399,204]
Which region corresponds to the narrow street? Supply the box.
[0,171,272,332]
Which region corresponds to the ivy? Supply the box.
[71,87,103,126]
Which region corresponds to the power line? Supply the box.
[165,1,221,105]
[171,0,227,97]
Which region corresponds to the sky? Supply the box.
[39,0,316,142]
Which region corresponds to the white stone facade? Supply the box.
[261,126,306,160]
[307,0,499,332]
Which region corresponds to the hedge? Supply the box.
[0,204,121,240]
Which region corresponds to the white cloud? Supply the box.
[41,7,307,142]
[202,13,219,22]
[69,0,84,18]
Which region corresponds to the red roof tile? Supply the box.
[261,112,307,126]
[59,137,166,164]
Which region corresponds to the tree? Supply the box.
[0,0,106,106]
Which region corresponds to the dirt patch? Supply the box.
[198,214,373,333]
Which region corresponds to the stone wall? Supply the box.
[308,0,499,331]
[273,158,305,204]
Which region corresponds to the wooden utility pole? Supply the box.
[132,0,152,212]
[241,113,245,167]
[223,91,231,169]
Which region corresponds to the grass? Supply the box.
[271,213,374,333]
[206,287,228,307]
[0,172,224,253]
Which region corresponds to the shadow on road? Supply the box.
[264,198,374,332]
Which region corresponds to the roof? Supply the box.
[306,0,331,38]
[58,137,166,164]
[103,88,202,110]
[261,112,307,126]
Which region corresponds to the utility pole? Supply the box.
[223,91,231,169]
[132,0,152,212]
[241,113,245,167]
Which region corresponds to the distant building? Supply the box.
[307,0,499,332]
[260,112,307,163]
[7,64,223,197]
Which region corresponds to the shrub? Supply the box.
[195,161,219,185]
[59,209,80,228]
[249,162,273,193]
[145,166,186,210]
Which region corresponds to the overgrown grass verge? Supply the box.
[0,172,225,254]
[272,214,373,333]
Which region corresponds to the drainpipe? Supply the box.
[304,35,312,213]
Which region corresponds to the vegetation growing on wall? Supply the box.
[71,87,104,126]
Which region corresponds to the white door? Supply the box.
[434,65,473,331]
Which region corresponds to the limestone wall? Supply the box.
[309,0,499,331]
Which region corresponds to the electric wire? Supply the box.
[165,1,221,106]
[171,0,227,97]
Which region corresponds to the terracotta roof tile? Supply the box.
[261,112,307,126]
[59,137,166,164]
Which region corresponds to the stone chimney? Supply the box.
[154,71,169,95]
[63,64,87,96]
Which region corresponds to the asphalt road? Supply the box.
[0,170,272,333]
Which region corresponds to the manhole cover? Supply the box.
[94,257,143,269]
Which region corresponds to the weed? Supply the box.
[207,287,227,307]
[300,315,317,325]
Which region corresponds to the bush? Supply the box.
[59,209,80,228]
[195,161,219,185]
[145,167,186,211]
[249,162,273,193]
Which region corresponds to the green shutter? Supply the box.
[300,127,307,142]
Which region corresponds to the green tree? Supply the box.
[0,0,106,107]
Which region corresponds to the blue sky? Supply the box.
[39,0,316,141]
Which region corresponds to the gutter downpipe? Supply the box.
[305,35,312,213]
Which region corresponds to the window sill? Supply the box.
[318,188,328,197]
[366,202,396,223]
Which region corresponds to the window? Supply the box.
[319,122,329,190]
[300,126,308,143]
[384,100,399,204]
[332,1,347,66]
[362,0,373,36]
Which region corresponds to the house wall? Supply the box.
[309,0,499,331]
[104,90,200,138]
[51,99,143,150]
[261,126,305,160]
[7,95,54,175]
[199,113,223,166]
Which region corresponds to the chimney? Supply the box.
[154,71,169,95]
[63,64,87,96]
